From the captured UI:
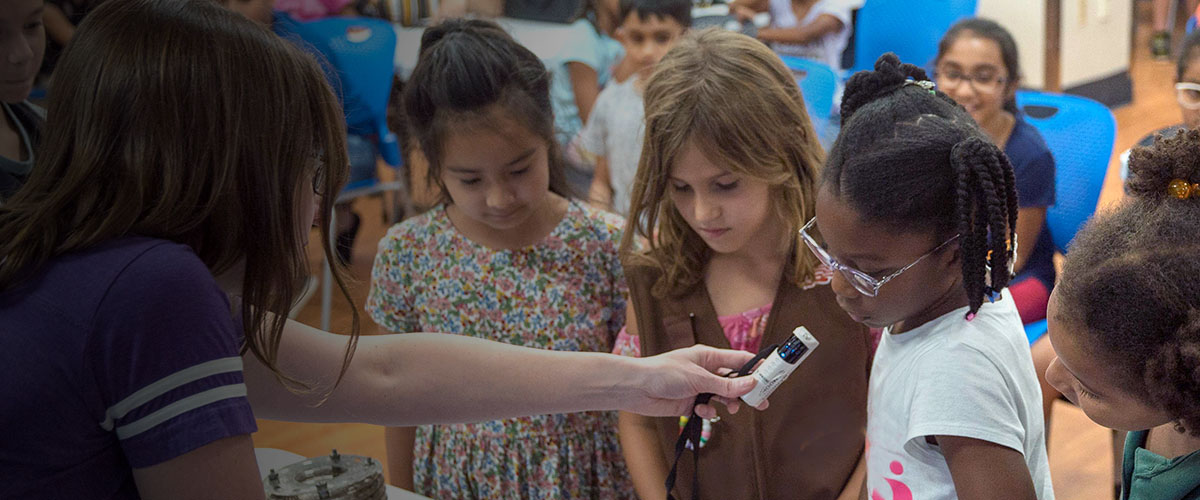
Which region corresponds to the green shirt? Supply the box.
[1123,430,1200,500]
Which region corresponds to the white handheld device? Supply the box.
[739,326,819,407]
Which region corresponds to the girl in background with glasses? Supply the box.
[814,53,1053,499]
[934,18,1056,330]
[934,15,1063,450]
[1120,29,1200,184]
[616,28,871,500]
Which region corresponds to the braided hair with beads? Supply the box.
[823,53,1020,317]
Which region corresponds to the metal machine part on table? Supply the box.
[264,450,386,500]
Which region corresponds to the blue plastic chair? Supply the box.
[850,0,977,75]
[779,55,838,121]
[293,17,412,329]
[296,17,402,170]
[1014,90,1116,343]
[778,55,839,147]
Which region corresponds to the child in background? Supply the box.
[1,0,45,202]
[815,54,1052,499]
[1045,130,1200,500]
[615,28,871,500]
[729,0,851,72]
[575,0,689,215]
[554,0,625,193]
[219,0,379,263]
[369,19,633,499]
[1121,30,1200,183]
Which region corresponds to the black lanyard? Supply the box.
[665,342,780,500]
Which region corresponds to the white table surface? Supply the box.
[255,447,431,500]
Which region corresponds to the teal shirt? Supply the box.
[1123,430,1200,500]
[548,19,623,149]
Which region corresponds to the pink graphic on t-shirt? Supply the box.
[871,460,912,500]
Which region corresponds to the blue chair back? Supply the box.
[1015,90,1115,255]
[1189,15,1197,34]
[1015,91,1113,343]
[779,55,838,121]
[850,0,977,74]
[295,17,402,167]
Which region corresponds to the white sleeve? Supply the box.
[576,85,613,159]
[905,342,1027,454]
[814,0,853,27]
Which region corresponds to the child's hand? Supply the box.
[732,5,756,23]
[625,345,769,418]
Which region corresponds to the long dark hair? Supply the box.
[0,0,357,387]
[1057,129,1200,434]
[826,53,1019,316]
[936,17,1021,113]
[403,18,572,203]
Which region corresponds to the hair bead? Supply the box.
[1167,178,1200,200]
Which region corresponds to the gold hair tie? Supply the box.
[1167,179,1200,199]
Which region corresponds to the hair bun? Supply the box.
[418,18,461,55]
[1127,128,1200,202]
[840,53,932,121]
[418,18,505,57]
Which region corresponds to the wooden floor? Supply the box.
[254,4,1182,498]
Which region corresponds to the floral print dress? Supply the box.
[366,200,635,499]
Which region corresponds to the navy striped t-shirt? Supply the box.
[0,237,257,499]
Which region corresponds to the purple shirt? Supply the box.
[0,237,257,499]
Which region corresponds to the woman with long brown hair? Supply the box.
[0,1,759,498]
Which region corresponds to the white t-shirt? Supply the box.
[866,289,1054,500]
[574,75,644,217]
[768,0,852,71]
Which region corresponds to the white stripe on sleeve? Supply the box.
[99,357,243,431]
[113,384,249,440]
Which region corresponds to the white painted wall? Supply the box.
[1059,0,1133,89]
[977,0,1132,90]
[977,0,1048,88]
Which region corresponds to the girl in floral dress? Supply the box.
[366,19,634,499]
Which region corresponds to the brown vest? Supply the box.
[628,264,871,500]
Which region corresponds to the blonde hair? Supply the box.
[621,28,824,297]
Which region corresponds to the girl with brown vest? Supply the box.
[611,28,872,500]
